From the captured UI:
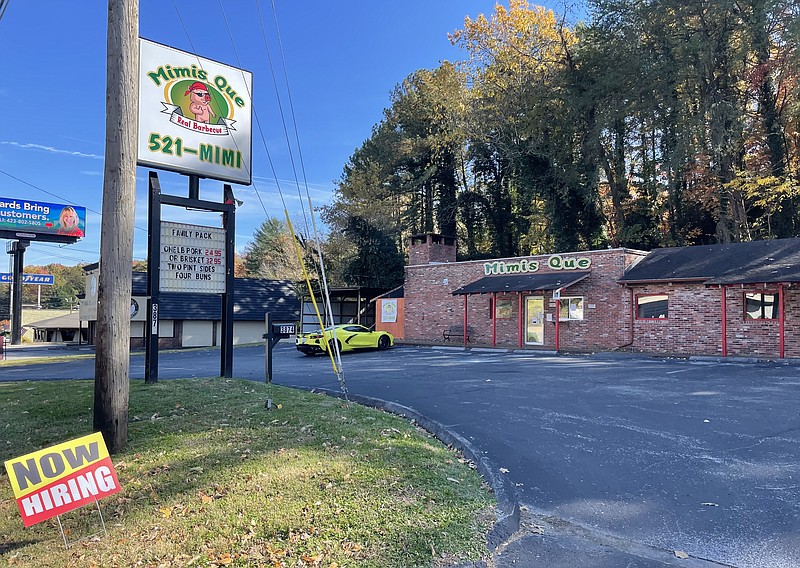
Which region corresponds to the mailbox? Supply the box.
[272,323,296,338]
[264,315,297,384]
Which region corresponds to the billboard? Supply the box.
[160,221,226,293]
[0,198,86,240]
[4,432,121,527]
[138,38,253,185]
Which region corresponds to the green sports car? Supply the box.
[295,324,394,356]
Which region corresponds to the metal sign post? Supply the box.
[145,172,162,384]
[264,312,295,383]
[6,240,28,345]
[55,500,108,549]
[145,171,236,383]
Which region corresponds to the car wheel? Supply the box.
[377,335,390,350]
[328,339,342,354]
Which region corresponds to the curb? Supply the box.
[689,354,800,366]
[398,342,800,367]
[294,386,521,553]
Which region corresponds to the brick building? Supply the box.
[393,233,800,360]
[619,239,800,359]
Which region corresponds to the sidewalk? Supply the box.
[0,342,94,360]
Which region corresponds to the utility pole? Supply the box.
[94,0,139,453]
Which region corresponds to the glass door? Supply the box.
[525,296,544,345]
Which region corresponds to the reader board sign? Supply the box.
[4,432,121,527]
[0,198,86,239]
[160,221,226,293]
[138,38,253,185]
[0,273,55,285]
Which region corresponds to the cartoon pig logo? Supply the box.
[184,81,216,124]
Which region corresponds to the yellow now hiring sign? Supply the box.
[4,432,121,527]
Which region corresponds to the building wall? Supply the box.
[405,249,643,351]
[127,319,267,349]
[375,298,405,339]
[130,320,182,350]
[234,321,267,345]
[629,284,798,359]
[183,320,214,347]
[630,284,721,356]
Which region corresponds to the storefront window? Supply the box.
[558,297,584,321]
[745,292,777,320]
[637,294,668,319]
[495,298,513,319]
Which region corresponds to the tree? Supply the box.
[326,0,800,260]
[452,0,606,253]
[243,218,303,280]
[583,0,800,245]
[388,63,469,238]
[21,264,86,308]
[341,217,405,289]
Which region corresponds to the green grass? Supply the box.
[0,378,494,567]
[0,354,96,367]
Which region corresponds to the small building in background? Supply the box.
[30,312,87,343]
[80,266,299,349]
[299,287,389,333]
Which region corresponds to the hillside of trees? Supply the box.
[282,0,798,290]
[13,263,86,309]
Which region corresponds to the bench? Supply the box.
[443,324,473,342]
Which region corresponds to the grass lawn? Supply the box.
[0,377,494,567]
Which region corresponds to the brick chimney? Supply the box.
[408,233,456,265]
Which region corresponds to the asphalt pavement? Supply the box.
[2,342,799,567]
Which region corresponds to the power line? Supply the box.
[0,168,93,211]
[0,167,149,233]
[169,0,273,223]
[214,1,277,220]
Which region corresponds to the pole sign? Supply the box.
[160,221,226,293]
[137,38,253,185]
[0,273,55,285]
[4,432,121,527]
[0,198,86,240]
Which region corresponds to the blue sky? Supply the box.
[0,0,571,267]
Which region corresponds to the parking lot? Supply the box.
[2,344,799,566]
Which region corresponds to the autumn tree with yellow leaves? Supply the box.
[321,0,800,273]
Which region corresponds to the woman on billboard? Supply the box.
[56,206,84,237]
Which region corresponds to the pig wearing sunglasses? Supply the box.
[185,81,216,124]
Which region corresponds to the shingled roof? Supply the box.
[619,238,800,285]
[453,271,591,295]
[131,273,299,321]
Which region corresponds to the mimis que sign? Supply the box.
[483,254,591,276]
[4,433,121,527]
[138,38,253,185]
